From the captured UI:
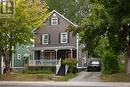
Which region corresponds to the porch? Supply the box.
[28,46,77,75]
[29,46,77,66]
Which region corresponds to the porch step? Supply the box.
[57,64,65,76]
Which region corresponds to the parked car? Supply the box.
[87,60,101,72]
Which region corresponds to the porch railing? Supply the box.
[29,59,59,66]
[56,58,61,74]
[65,65,69,75]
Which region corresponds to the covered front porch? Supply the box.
[28,46,77,75]
[29,46,77,67]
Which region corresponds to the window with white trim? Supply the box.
[42,34,49,44]
[60,32,68,43]
[17,54,21,60]
[51,17,58,25]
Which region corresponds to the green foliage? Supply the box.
[102,51,120,74]
[94,37,110,58]
[62,58,78,73]
[45,0,89,24]
[62,58,78,67]
[95,37,120,74]
[0,0,49,71]
[76,0,130,55]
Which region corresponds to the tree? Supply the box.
[95,37,120,74]
[0,0,49,72]
[75,0,130,73]
[45,0,89,24]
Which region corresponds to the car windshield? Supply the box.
[91,61,99,65]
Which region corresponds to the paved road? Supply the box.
[0,82,130,87]
[69,71,101,82]
[0,85,111,87]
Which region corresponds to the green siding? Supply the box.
[13,44,32,68]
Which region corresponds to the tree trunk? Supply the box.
[5,48,12,73]
[125,45,130,74]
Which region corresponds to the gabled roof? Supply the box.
[33,10,78,32]
[51,10,78,27]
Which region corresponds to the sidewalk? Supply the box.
[0,81,130,87]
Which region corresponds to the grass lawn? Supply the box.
[101,72,130,82]
[55,73,78,81]
[0,72,53,81]
[101,64,130,82]
[0,72,77,81]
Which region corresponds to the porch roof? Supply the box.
[29,46,76,51]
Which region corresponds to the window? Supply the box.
[17,54,21,60]
[60,32,68,43]
[42,34,49,44]
[51,17,58,25]
[1,0,14,14]
[45,51,55,59]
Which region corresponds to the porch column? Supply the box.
[55,49,58,64]
[32,45,35,60]
[41,50,44,59]
[70,49,73,58]
[32,51,34,60]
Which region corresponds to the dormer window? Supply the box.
[51,17,58,25]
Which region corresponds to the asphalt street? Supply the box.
[0,82,130,87]
[0,85,112,87]
[0,85,110,87]
[0,84,117,87]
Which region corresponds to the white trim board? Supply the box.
[33,10,78,32]
[11,67,24,69]
[51,10,78,27]
[77,67,86,69]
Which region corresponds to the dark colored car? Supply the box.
[87,60,101,72]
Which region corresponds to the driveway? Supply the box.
[69,71,102,82]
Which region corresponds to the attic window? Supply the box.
[51,17,58,25]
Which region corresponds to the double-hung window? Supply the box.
[42,34,49,44]
[60,32,68,43]
[1,0,14,14]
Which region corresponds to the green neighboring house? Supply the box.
[11,44,32,71]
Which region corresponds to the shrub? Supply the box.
[102,51,120,74]
[62,58,78,73]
